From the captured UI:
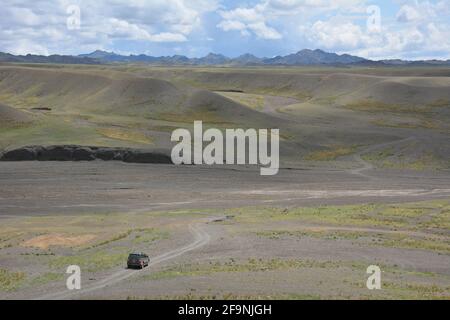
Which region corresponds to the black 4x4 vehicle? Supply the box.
[127,253,150,269]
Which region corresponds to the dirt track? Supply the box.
[350,136,417,178]
[0,161,448,299]
[36,221,213,300]
[1,159,449,218]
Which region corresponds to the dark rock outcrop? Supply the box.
[0,145,173,164]
[36,146,73,161]
[1,147,37,161]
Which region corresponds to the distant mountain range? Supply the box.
[0,52,99,64]
[1,49,449,66]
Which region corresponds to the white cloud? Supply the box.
[0,0,217,55]
[305,19,450,60]
[106,18,187,42]
[8,7,43,26]
[217,20,247,31]
[267,0,365,11]
[2,39,50,56]
[248,22,282,39]
[217,4,282,39]
[423,22,450,52]
[216,0,367,40]
[220,7,264,22]
[150,32,188,42]
[396,5,422,23]
[0,0,449,59]
[395,1,448,24]
[306,20,368,49]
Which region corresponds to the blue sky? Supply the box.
[0,0,449,60]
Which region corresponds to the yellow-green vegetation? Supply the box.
[96,128,153,145]
[305,145,357,161]
[153,111,231,125]
[0,212,173,277]
[312,96,339,105]
[371,119,439,130]
[133,228,169,245]
[0,117,109,150]
[0,111,163,150]
[225,200,450,231]
[427,99,450,108]
[361,147,395,161]
[0,268,26,291]
[143,281,450,300]
[226,204,380,226]
[379,234,450,253]
[0,232,23,250]
[29,272,64,286]
[144,277,449,300]
[426,205,450,230]
[128,293,322,300]
[256,230,366,241]
[143,258,342,281]
[256,229,450,254]
[49,249,128,272]
[224,200,450,253]
[362,150,448,170]
[374,282,450,300]
[76,227,168,250]
[344,100,430,114]
[215,92,265,110]
[85,230,133,249]
[2,211,171,238]
[166,75,312,101]
[141,257,450,299]
[344,271,450,299]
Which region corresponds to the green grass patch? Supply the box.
[381,281,450,300]
[132,228,169,245]
[371,119,439,130]
[256,230,366,241]
[379,234,450,253]
[427,99,450,108]
[29,272,64,286]
[215,92,265,110]
[344,100,431,114]
[225,200,450,231]
[130,293,322,300]
[143,258,342,281]
[305,145,357,161]
[49,250,128,272]
[0,268,26,291]
[362,151,448,170]
[256,229,450,253]
[96,128,153,145]
[85,230,133,249]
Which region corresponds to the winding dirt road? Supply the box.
[36,221,213,300]
[350,136,416,179]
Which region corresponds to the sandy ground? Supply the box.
[0,161,449,300]
[1,160,449,217]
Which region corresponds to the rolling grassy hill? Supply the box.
[0,64,449,169]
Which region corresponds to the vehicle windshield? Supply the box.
[128,254,142,259]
